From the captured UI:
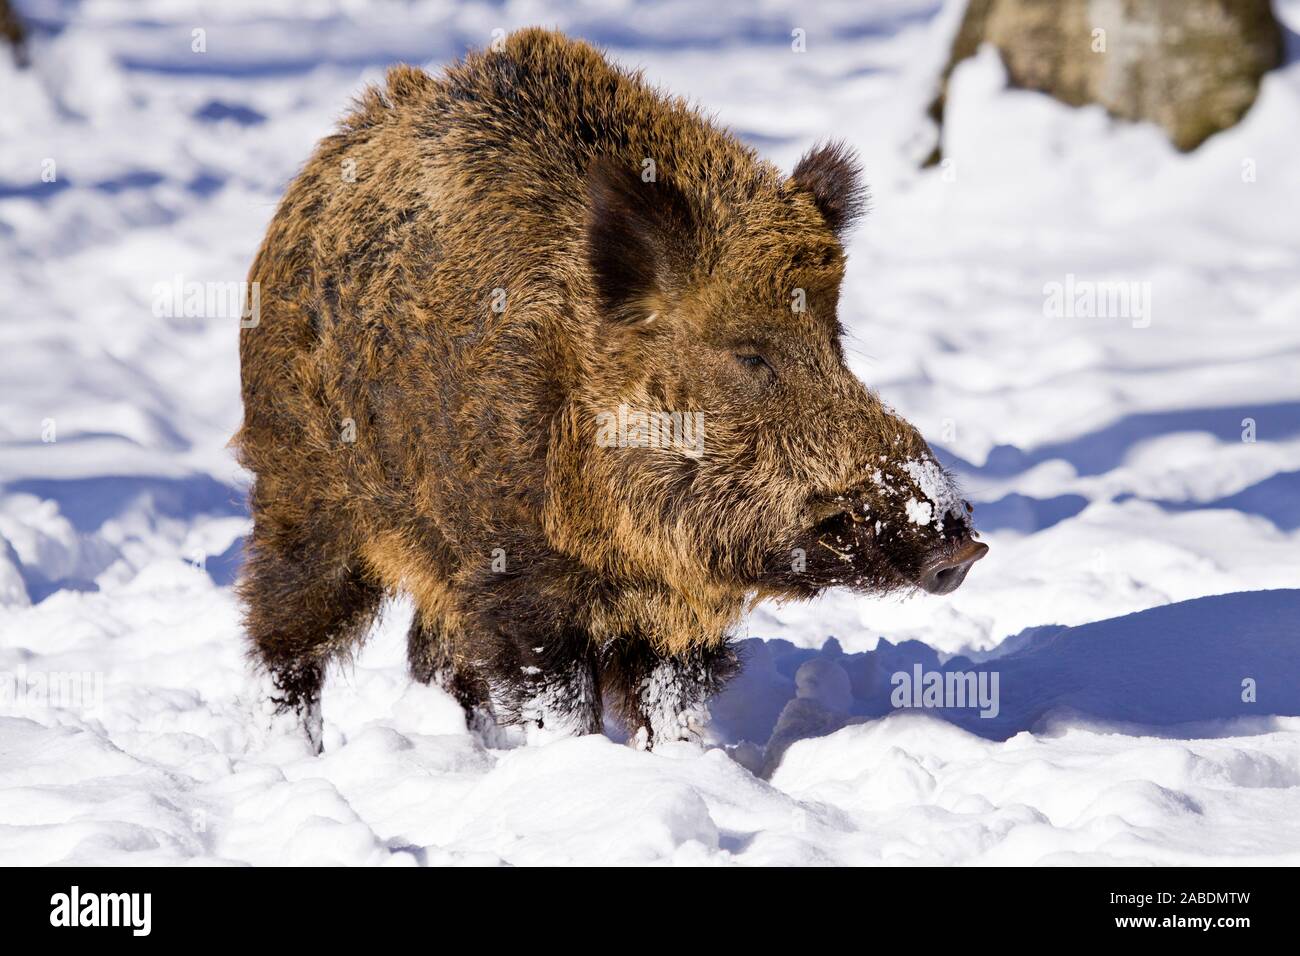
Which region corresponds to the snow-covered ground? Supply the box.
[2,0,1299,865]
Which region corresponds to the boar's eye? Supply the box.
[734,353,774,377]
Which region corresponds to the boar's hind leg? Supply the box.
[239,520,382,752]
[603,639,741,750]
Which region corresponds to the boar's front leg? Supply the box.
[490,627,603,740]
[603,638,740,750]
[405,616,506,743]
[407,616,492,726]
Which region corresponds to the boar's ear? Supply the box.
[790,141,868,237]
[586,156,697,324]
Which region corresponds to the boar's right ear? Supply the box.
[586,156,697,324]
[790,141,868,237]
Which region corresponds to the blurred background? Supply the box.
[1,0,1300,866]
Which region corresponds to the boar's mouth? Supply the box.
[755,506,900,596]
[763,497,988,597]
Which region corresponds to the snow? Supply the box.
[904,497,934,527]
[899,456,962,531]
[2,0,1300,865]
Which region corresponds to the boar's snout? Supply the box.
[796,485,989,596]
[917,538,988,595]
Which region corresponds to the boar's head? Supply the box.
[572,143,985,600]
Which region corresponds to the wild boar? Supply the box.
[235,28,986,751]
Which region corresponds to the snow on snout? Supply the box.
[900,458,963,534]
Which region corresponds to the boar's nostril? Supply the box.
[918,539,988,595]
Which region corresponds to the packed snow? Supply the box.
[2,0,1299,865]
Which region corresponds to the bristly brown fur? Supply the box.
[790,140,870,236]
[235,29,975,748]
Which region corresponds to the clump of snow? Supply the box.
[904,497,934,526]
[900,457,962,531]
